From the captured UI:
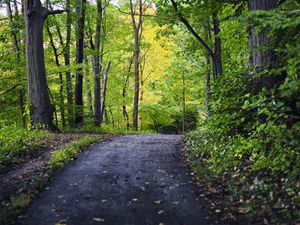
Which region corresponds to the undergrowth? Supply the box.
[186,3,300,224]
[0,126,49,170]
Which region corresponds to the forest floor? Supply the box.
[15,134,231,225]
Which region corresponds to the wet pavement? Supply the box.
[20,135,227,225]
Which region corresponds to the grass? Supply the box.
[49,136,105,171]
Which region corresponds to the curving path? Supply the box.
[20,135,227,225]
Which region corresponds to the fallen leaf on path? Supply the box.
[208,187,218,193]
[140,186,146,191]
[153,200,162,204]
[158,210,164,214]
[93,217,105,223]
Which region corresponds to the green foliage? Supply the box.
[0,127,49,170]
[186,1,300,223]
[139,103,172,132]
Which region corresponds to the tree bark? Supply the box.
[130,0,143,131]
[182,73,186,134]
[212,11,223,79]
[93,0,103,126]
[24,0,64,130]
[123,56,133,130]
[74,0,87,125]
[100,61,111,123]
[248,0,279,87]
[64,0,74,127]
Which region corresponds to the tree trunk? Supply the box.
[130,0,143,131]
[100,61,111,124]
[48,0,72,127]
[248,0,279,87]
[46,22,66,127]
[64,0,74,127]
[182,73,186,134]
[93,0,103,126]
[84,54,93,116]
[212,11,223,79]
[123,56,133,130]
[6,0,26,127]
[205,51,211,99]
[24,0,64,130]
[132,33,140,131]
[74,0,87,125]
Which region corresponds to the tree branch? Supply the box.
[170,0,213,55]
[42,8,68,20]
[0,83,21,95]
[116,7,178,21]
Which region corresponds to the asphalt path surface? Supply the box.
[20,135,227,225]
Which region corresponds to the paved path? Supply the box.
[20,135,225,225]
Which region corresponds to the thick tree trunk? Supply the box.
[100,61,111,123]
[93,0,103,126]
[74,0,87,125]
[24,0,61,130]
[248,0,279,87]
[6,0,26,127]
